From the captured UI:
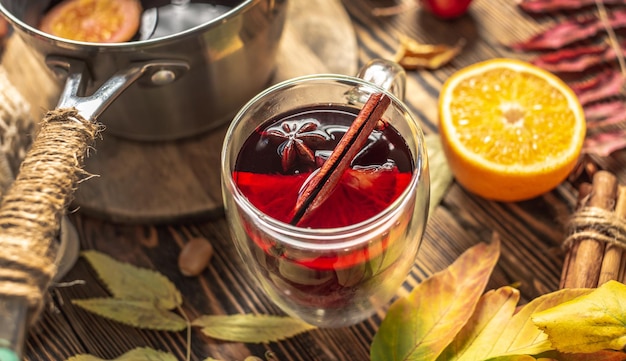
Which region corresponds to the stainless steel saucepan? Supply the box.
[0,0,288,140]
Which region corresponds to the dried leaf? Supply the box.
[72,298,187,331]
[192,314,317,343]
[395,35,465,70]
[65,347,177,361]
[532,280,626,354]
[82,250,182,310]
[569,69,625,106]
[584,129,626,156]
[370,236,501,361]
[509,10,626,51]
[531,43,621,73]
[425,133,453,217]
[585,100,626,121]
[518,0,625,13]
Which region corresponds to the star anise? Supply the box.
[263,119,331,172]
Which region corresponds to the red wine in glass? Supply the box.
[232,104,418,320]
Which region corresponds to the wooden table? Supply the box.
[21,0,620,360]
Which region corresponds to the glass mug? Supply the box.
[221,59,430,327]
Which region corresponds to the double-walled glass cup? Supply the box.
[221,59,430,327]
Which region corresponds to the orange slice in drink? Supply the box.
[438,58,586,201]
[39,0,142,42]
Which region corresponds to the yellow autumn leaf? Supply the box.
[532,280,626,353]
[72,298,187,331]
[192,314,317,343]
[65,347,177,361]
[484,356,537,361]
[82,250,182,310]
[370,235,501,361]
[437,286,521,361]
[491,288,592,357]
[438,286,592,360]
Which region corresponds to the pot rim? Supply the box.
[0,0,257,49]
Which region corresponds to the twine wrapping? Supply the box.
[563,205,626,251]
[0,108,99,324]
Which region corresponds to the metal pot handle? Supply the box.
[0,57,188,360]
[48,56,189,119]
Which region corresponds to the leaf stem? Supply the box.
[177,304,192,361]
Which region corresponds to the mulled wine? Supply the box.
[221,67,429,327]
[234,104,414,228]
[231,104,420,324]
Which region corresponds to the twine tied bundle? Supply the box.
[0,107,99,324]
[560,171,626,289]
[563,206,626,251]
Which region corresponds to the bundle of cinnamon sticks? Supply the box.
[560,170,626,288]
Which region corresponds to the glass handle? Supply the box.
[356,59,406,100]
[346,59,407,104]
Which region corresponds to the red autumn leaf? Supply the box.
[583,129,626,156]
[509,9,626,51]
[531,42,626,73]
[584,101,626,137]
[586,114,626,135]
[569,69,625,105]
[518,0,626,14]
[584,100,626,121]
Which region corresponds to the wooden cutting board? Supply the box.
[2,0,358,224]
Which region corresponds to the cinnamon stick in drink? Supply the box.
[561,171,617,288]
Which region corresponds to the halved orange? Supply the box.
[438,58,586,202]
[39,0,142,43]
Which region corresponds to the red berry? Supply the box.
[421,0,472,19]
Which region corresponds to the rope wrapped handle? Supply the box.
[0,108,99,324]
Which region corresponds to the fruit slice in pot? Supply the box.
[38,0,142,42]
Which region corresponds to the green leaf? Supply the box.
[440,286,591,360]
[72,298,187,331]
[65,347,177,361]
[192,314,317,343]
[425,133,453,217]
[82,250,182,310]
[532,280,626,353]
[370,235,501,361]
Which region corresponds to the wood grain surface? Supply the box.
[19,0,625,360]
